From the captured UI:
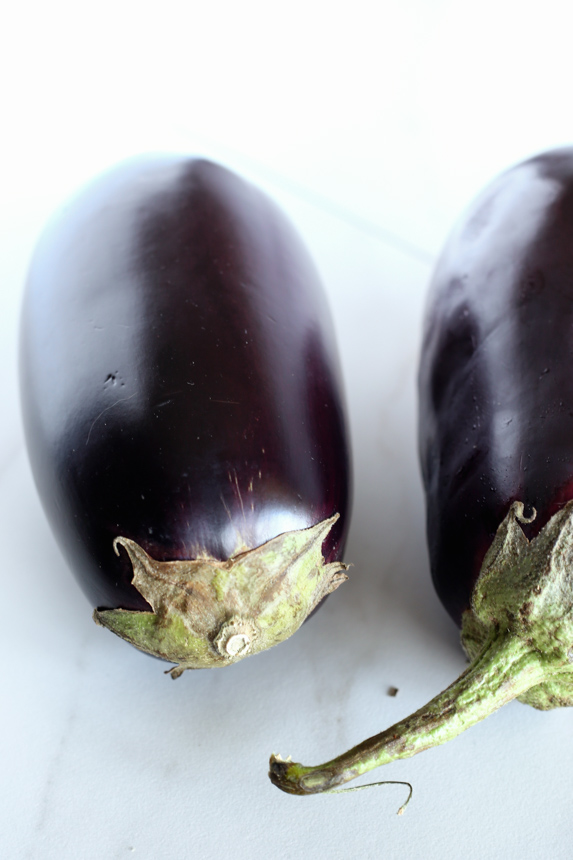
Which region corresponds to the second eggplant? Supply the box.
[269,147,573,794]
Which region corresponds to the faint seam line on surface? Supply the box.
[26,631,92,858]
[86,392,137,445]
[268,177,436,265]
[29,701,80,847]
[175,131,436,266]
[0,440,25,488]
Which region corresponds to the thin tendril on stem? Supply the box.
[325,780,413,815]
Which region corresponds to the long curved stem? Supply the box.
[269,632,545,794]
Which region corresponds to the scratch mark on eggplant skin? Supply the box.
[85,393,137,445]
[234,470,247,523]
[220,492,234,527]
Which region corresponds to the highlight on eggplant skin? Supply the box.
[19,155,351,675]
[269,147,573,795]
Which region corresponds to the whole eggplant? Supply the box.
[270,147,573,794]
[20,156,351,677]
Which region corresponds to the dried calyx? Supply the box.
[94,514,348,677]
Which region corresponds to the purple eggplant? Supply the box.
[20,156,351,677]
[270,147,573,794]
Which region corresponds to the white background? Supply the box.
[2,1,572,857]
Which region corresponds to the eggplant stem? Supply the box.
[268,631,548,794]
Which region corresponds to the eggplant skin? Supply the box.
[20,156,351,614]
[419,147,573,625]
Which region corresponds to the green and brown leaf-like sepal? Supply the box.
[94,514,347,677]
[269,501,573,795]
[460,500,573,709]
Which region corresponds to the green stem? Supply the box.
[269,501,573,796]
[269,632,545,795]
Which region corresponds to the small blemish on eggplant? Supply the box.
[519,267,546,300]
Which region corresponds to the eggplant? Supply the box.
[269,147,573,794]
[20,156,351,677]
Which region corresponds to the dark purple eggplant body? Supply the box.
[20,156,350,616]
[269,147,573,796]
[419,147,573,624]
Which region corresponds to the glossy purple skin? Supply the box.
[419,148,573,624]
[20,156,350,611]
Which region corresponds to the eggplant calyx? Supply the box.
[268,500,573,794]
[93,514,348,675]
[462,499,573,708]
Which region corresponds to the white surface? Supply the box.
[2,2,573,858]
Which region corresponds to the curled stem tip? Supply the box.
[269,756,412,813]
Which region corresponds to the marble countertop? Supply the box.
[2,2,572,857]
